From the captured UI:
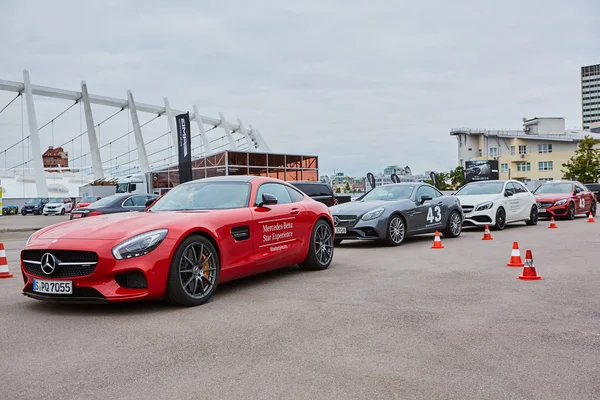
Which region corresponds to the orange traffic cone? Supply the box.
[481,225,493,240]
[0,242,13,279]
[548,216,558,229]
[431,231,444,249]
[518,250,543,280]
[506,241,524,267]
[588,212,595,223]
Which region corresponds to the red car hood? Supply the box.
[535,194,570,202]
[33,211,207,241]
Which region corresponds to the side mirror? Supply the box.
[130,183,137,192]
[145,199,156,208]
[505,191,513,197]
[258,193,278,207]
[420,194,433,203]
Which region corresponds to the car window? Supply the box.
[255,183,292,205]
[505,182,516,195]
[454,182,504,195]
[359,185,415,202]
[292,183,332,196]
[416,185,440,200]
[150,181,251,211]
[576,182,587,192]
[513,182,528,193]
[127,196,148,207]
[286,186,305,203]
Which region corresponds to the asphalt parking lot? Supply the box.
[0,215,599,400]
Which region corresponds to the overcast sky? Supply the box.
[0,0,598,178]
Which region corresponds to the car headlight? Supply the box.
[554,199,567,206]
[475,201,494,211]
[111,229,168,260]
[362,207,385,221]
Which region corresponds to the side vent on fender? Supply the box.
[231,225,250,241]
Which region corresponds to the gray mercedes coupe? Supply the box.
[329,182,464,246]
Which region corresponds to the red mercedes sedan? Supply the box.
[20,176,335,307]
[533,180,597,220]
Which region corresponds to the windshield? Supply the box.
[455,182,504,195]
[115,183,130,193]
[149,181,251,211]
[48,198,64,203]
[25,198,43,204]
[80,196,98,203]
[358,185,414,202]
[533,183,573,194]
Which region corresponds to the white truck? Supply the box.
[115,172,170,196]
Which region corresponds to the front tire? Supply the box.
[299,219,334,271]
[164,234,220,307]
[492,207,506,230]
[567,202,575,220]
[383,214,406,246]
[525,204,538,225]
[591,201,596,217]
[442,210,462,238]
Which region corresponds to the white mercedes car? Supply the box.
[43,197,73,216]
[453,180,538,230]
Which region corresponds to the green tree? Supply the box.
[345,182,351,192]
[425,172,452,190]
[448,166,465,189]
[561,136,600,183]
[335,187,341,193]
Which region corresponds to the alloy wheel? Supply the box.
[314,223,333,265]
[179,242,217,300]
[496,208,506,229]
[450,212,462,235]
[389,216,405,243]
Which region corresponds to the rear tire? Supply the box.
[164,234,220,307]
[299,219,334,271]
[525,205,538,225]
[442,210,462,238]
[591,201,597,217]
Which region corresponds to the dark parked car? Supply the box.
[288,181,336,207]
[584,183,600,202]
[70,193,159,220]
[21,198,49,215]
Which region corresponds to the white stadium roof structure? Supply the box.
[0,70,272,199]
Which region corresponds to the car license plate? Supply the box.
[334,227,346,234]
[538,208,546,212]
[71,213,81,218]
[33,279,73,294]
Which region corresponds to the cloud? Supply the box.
[0,0,598,178]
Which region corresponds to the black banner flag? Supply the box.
[176,112,193,184]
[366,172,376,190]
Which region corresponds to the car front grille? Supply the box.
[334,214,358,227]
[21,250,98,278]
[461,205,474,213]
[538,202,553,208]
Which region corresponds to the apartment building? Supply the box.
[450,117,600,182]
[581,63,600,130]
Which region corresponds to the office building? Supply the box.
[582,63,600,130]
[451,117,600,182]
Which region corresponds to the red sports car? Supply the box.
[20,176,335,307]
[533,180,597,219]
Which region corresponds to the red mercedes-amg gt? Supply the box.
[20,176,335,306]
[533,180,597,220]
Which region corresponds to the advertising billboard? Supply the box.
[464,160,499,183]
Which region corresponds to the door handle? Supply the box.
[290,208,300,215]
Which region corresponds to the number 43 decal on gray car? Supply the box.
[426,206,442,224]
